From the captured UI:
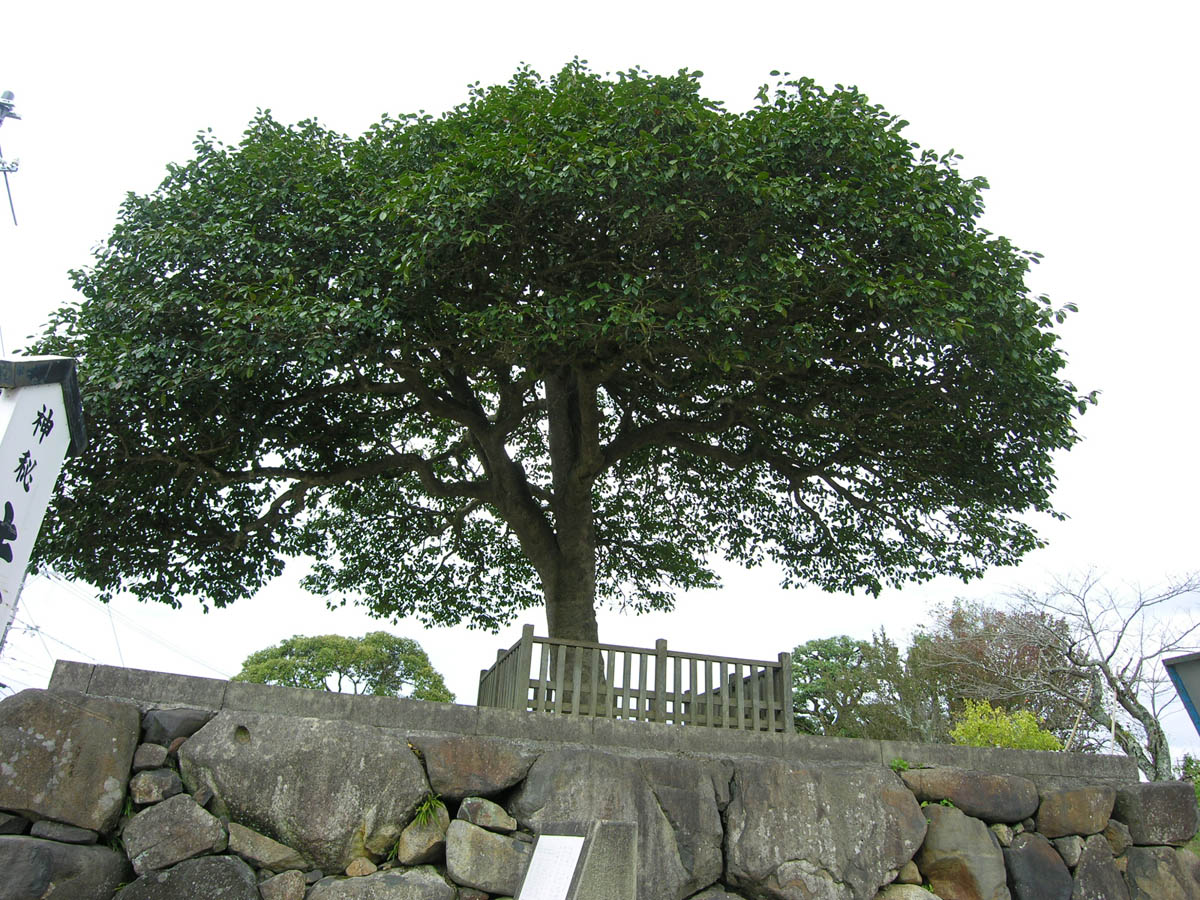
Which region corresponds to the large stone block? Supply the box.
[0,688,140,833]
[1069,834,1128,900]
[510,748,727,900]
[222,680,353,720]
[47,660,94,693]
[724,761,926,900]
[917,805,1010,900]
[410,735,538,800]
[1123,845,1200,900]
[901,767,1038,824]
[87,665,227,709]
[179,709,429,872]
[1034,787,1115,838]
[446,819,533,895]
[1112,781,1200,846]
[307,864,458,899]
[1002,832,1070,900]
[121,793,227,875]
[119,855,259,900]
[0,835,131,900]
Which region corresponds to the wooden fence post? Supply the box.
[514,624,535,712]
[654,639,668,723]
[777,651,794,732]
[477,669,491,707]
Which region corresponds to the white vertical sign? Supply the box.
[0,379,73,652]
[518,835,586,900]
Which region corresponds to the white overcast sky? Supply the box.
[1,2,1197,760]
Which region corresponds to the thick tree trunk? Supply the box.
[473,364,603,644]
[482,366,603,647]
[544,556,600,643]
[541,366,603,643]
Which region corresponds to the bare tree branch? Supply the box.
[927,571,1200,780]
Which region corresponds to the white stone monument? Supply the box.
[0,356,86,656]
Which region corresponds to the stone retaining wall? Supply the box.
[43,660,1142,789]
[0,660,1196,900]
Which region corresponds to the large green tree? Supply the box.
[233,632,454,701]
[792,632,913,739]
[791,630,955,743]
[32,63,1090,641]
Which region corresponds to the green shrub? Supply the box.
[1180,754,1200,858]
[1179,754,1199,801]
[950,699,1063,751]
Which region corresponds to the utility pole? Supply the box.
[0,90,21,225]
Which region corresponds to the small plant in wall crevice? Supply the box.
[413,792,445,826]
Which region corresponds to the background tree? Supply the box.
[1179,754,1200,802]
[232,632,454,701]
[918,599,1104,751]
[32,63,1090,641]
[925,573,1200,780]
[791,629,961,743]
[792,631,914,739]
[895,630,957,744]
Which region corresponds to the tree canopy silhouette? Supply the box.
[233,632,453,701]
[32,63,1090,641]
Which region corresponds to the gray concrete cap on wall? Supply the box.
[54,660,1141,786]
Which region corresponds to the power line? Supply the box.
[17,605,55,666]
[33,574,232,678]
[0,649,53,694]
[43,574,229,676]
[106,605,125,667]
[11,615,101,663]
[0,652,53,676]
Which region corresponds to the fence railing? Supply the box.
[477,625,794,732]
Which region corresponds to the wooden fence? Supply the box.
[477,625,794,732]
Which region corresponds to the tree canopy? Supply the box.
[32,63,1090,640]
[927,574,1200,780]
[791,632,915,739]
[232,631,454,701]
[918,598,1098,750]
[790,576,1199,777]
[791,605,1101,746]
